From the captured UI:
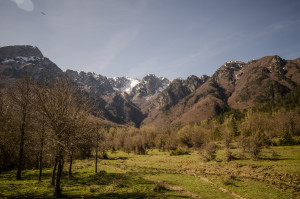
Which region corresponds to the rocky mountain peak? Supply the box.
[0,45,43,59]
[269,55,287,73]
[109,76,140,93]
[0,45,62,84]
[212,60,245,83]
[65,69,79,80]
[271,55,285,66]
[154,75,208,111]
[132,74,169,97]
[200,75,210,81]
[185,75,207,92]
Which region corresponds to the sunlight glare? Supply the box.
[10,0,34,12]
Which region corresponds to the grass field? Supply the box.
[0,146,299,198]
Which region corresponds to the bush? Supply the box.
[170,146,189,156]
[237,135,262,160]
[100,152,109,159]
[278,129,296,146]
[153,182,168,193]
[222,132,232,149]
[223,150,234,162]
[256,128,271,146]
[134,145,147,155]
[200,142,218,161]
[221,175,236,186]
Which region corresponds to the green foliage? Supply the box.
[254,94,268,104]
[253,69,269,85]
[209,80,227,101]
[256,128,271,146]
[230,119,240,137]
[278,129,296,146]
[213,103,228,115]
[236,85,250,102]
[101,152,109,159]
[212,127,222,140]
[254,86,300,113]
[254,80,290,104]
[215,109,245,124]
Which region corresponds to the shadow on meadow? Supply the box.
[0,169,188,198]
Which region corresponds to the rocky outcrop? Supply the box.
[104,93,145,127]
[134,74,169,97]
[154,75,208,111]
[0,45,43,59]
[65,70,114,97]
[0,45,63,83]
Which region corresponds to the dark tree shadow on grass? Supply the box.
[1,171,189,198]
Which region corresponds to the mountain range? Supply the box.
[1,45,299,127]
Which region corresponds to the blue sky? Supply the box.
[1,0,300,79]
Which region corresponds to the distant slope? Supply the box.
[141,56,300,128]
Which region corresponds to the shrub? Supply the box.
[223,150,234,162]
[170,146,189,156]
[153,182,168,193]
[221,175,236,186]
[201,142,218,161]
[278,128,296,146]
[100,152,109,159]
[256,128,271,146]
[247,136,262,159]
[237,134,262,160]
[222,130,232,149]
[134,145,147,155]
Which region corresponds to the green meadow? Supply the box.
[0,146,299,199]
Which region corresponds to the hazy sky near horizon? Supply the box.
[1,0,300,79]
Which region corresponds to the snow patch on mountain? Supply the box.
[123,78,140,93]
[1,56,44,64]
[111,77,141,94]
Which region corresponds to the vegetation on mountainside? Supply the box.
[0,76,299,198]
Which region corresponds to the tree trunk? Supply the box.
[16,125,25,180]
[0,148,4,174]
[51,156,58,186]
[36,153,39,170]
[39,151,43,181]
[68,154,73,177]
[38,131,44,182]
[95,145,98,174]
[54,153,63,197]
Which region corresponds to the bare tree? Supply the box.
[8,77,35,180]
[34,78,91,197]
[0,87,15,173]
[91,121,107,174]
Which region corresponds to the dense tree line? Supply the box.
[97,89,300,160]
[89,105,299,160]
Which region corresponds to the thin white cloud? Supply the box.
[10,0,34,12]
